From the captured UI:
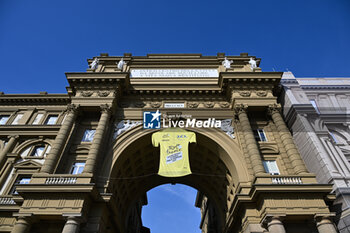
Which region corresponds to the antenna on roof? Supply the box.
[272,68,276,72]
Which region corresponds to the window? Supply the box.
[11,114,24,125]
[263,160,280,175]
[254,129,267,142]
[0,115,10,125]
[44,115,58,125]
[10,176,31,194]
[329,132,338,144]
[21,144,51,158]
[82,129,96,142]
[310,99,320,114]
[32,113,44,125]
[29,146,45,157]
[70,162,85,174]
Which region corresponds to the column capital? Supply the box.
[65,216,82,223]
[314,215,334,225]
[65,104,80,113]
[7,135,19,140]
[234,103,248,114]
[100,104,112,114]
[267,103,282,115]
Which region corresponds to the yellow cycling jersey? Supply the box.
[152,128,196,177]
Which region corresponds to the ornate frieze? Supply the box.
[97,90,110,97]
[81,91,94,97]
[187,102,198,108]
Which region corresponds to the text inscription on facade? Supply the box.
[130,69,219,78]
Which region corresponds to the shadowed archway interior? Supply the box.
[107,130,235,232]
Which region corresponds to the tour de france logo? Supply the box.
[143,110,161,129]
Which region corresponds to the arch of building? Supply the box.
[98,125,250,232]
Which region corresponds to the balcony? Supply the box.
[254,174,318,185]
[0,196,16,205]
[15,173,94,194]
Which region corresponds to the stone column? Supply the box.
[0,135,18,167]
[316,216,337,233]
[268,104,308,174]
[0,160,14,187]
[62,216,81,233]
[267,216,286,233]
[235,104,265,175]
[11,216,31,233]
[83,104,112,174]
[41,104,79,174]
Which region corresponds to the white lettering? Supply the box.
[130,69,219,78]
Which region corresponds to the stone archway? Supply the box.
[99,126,250,232]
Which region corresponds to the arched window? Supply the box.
[20,144,51,158]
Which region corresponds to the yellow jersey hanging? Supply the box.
[152,128,196,177]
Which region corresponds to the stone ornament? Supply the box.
[117,58,126,70]
[219,102,230,108]
[188,102,199,108]
[66,104,79,113]
[81,91,94,97]
[150,102,162,108]
[98,90,110,97]
[249,57,257,70]
[134,102,146,108]
[100,104,112,113]
[234,103,248,114]
[220,119,235,139]
[118,102,129,108]
[90,58,99,70]
[114,120,141,139]
[256,90,267,97]
[222,57,233,68]
[239,91,251,97]
[268,103,282,114]
[204,102,215,108]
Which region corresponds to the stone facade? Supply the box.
[0,54,337,233]
[280,72,350,233]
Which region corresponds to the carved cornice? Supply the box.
[0,94,69,105]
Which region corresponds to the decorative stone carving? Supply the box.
[150,102,161,108]
[249,57,257,70]
[90,58,99,70]
[220,119,235,139]
[188,102,199,108]
[65,104,79,113]
[97,90,110,97]
[100,104,112,113]
[204,102,215,108]
[268,103,282,114]
[234,103,248,114]
[134,102,146,108]
[222,57,233,68]
[114,120,142,139]
[256,90,267,97]
[81,91,93,97]
[117,58,126,70]
[239,91,251,97]
[219,102,230,108]
[118,102,129,108]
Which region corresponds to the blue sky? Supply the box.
[1,0,349,94]
[1,0,349,232]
